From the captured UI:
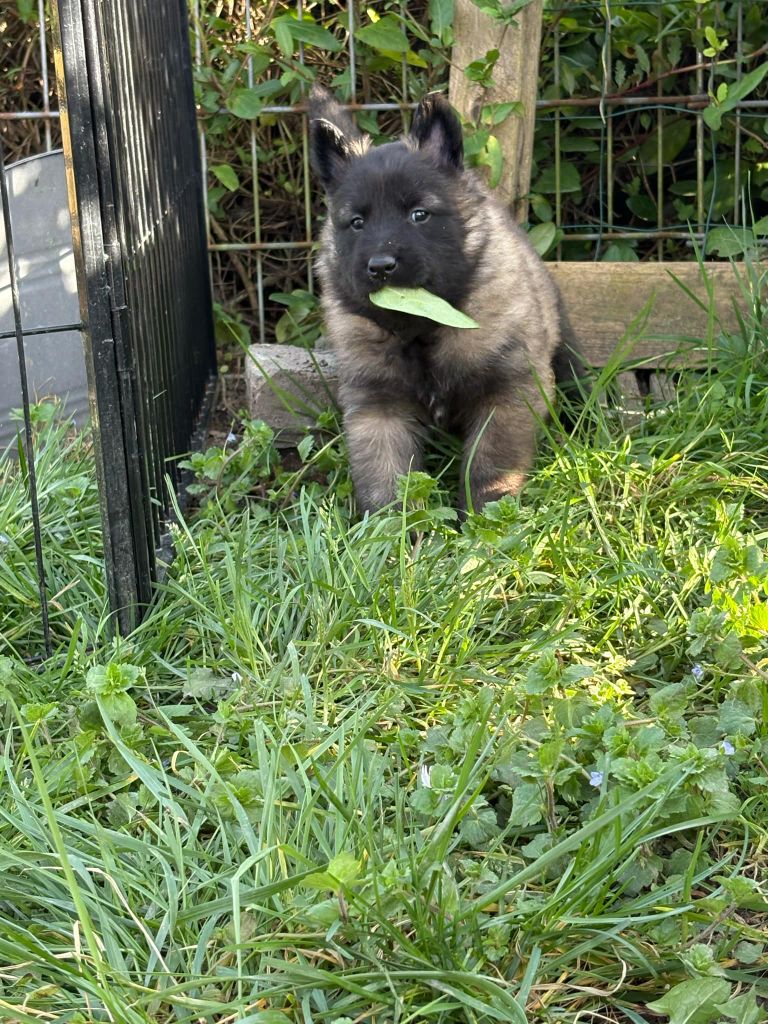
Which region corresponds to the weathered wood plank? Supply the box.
[649,372,677,404]
[549,262,750,368]
[616,370,645,427]
[449,0,543,222]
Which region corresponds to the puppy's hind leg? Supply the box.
[344,402,425,514]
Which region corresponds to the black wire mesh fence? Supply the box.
[0,137,59,656]
[1,0,216,656]
[54,0,218,637]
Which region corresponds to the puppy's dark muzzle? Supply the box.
[367,254,397,282]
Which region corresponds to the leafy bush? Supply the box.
[7,0,766,344]
[534,0,768,261]
[192,0,768,342]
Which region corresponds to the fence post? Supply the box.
[449,0,544,223]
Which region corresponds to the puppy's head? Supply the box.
[309,87,474,317]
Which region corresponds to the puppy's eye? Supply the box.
[350,216,364,231]
[410,209,430,224]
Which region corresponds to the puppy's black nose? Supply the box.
[367,254,397,281]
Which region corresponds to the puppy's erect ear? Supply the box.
[409,93,463,171]
[308,84,366,191]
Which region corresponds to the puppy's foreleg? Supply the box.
[344,403,424,514]
[460,391,543,513]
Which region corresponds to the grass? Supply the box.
[1,276,768,1022]
[0,403,106,657]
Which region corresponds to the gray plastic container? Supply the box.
[0,150,86,450]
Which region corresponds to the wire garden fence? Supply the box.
[2,0,216,656]
[190,0,768,345]
[537,0,768,260]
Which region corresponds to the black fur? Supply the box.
[309,87,476,323]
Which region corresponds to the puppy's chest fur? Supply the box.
[395,335,449,424]
[380,329,516,428]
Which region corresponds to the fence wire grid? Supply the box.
[6,1,768,344]
[188,0,768,343]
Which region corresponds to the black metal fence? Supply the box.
[1,0,216,654]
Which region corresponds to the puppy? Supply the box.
[309,85,584,514]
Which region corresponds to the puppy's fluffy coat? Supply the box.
[309,86,584,513]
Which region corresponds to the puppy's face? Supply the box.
[310,90,475,318]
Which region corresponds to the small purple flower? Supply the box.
[720,740,735,756]
[691,664,704,682]
[589,770,604,788]
[226,432,238,444]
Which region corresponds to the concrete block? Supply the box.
[244,343,338,446]
[0,151,85,450]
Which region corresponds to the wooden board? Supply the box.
[449,0,543,222]
[549,261,752,368]
[615,370,646,426]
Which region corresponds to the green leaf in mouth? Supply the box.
[369,286,480,329]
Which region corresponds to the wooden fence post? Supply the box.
[449,0,544,222]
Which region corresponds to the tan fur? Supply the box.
[460,400,544,512]
[313,73,589,520]
[343,406,424,512]
[441,181,562,374]
[316,170,571,514]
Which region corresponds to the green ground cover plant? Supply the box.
[1,266,767,1021]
